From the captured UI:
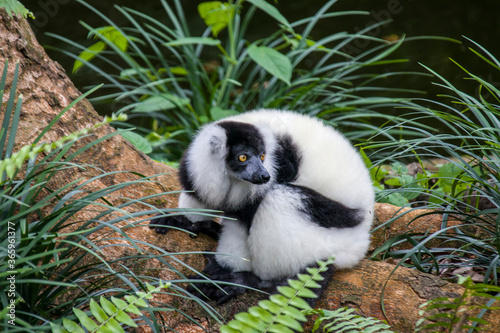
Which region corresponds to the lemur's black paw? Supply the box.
[149,214,193,235]
[187,271,263,304]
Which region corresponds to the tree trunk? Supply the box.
[1,10,498,333]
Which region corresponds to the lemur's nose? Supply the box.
[260,174,271,184]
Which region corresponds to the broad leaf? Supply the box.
[90,26,128,52]
[210,106,239,121]
[131,94,190,112]
[198,1,234,37]
[247,0,291,30]
[73,41,106,73]
[247,45,292,85]
[74,26,129,73]
[120,131,152,154]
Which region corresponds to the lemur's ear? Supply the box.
[209,134,225,155]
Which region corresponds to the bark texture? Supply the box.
[1,10,498,333]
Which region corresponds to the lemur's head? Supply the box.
[217,121,270,185]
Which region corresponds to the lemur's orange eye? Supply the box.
[238,154,247,162]
[260,154,265,161]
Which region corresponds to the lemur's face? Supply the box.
[226,144,270,185]
[218,121,270,185]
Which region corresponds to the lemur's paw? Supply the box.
[187,271,264,304]
[149,214,193,235]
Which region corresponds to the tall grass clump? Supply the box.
[0,62,221,332]
[368,38,500,288]
[49,0,432,161]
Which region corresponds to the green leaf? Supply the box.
[274,315,303,332]
[104,318,125,333]
[289,296,311,311]
[246,0,291,30]
[220,326,240,333]
[435,162,469,195]
[259,299,282,314]
[282,305,308,322]
[233,312,267,331]
[170,66,188,76]
[1,0,34,19]
[131,94,190,112]
[295,287,318,299]
[91,26,128,52]
[247,45,292,85]
[269,294,289,307]
[277,286,296,298]
[248,306,274,323]
[296,274,322,285]
[125,295,148,307]
[384,177,402,186]
[73,41,106,73]
[198,1,234,37]
[101,296,118,316]
[73,309,99,331]
[227,319,259,332]
[111,297,141,325]
[62,318,85,333]
[111,297,129,310]
[124,303,142,316]
[90,299,108,323]
[268,324,294,333]
[210,106,240,121]
[120,131,152,154]
[289,278,320,290]
[378,191,409,207]
[115,310,137,328]
[50,323,66,333]
[74,26,129,73]
[119,67,151,79]
[165,37,221,47]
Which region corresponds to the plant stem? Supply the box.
[215,0,240,107]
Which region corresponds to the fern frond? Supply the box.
[0,113,127,181]
[0,0,34,19]
[416,275,500,332]
[307,308,394,333]
[50,281,170,333]
[220,257,335,333]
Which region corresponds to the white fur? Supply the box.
[177,193,210,222]
[182,109,374,280]
[216,220,252,272]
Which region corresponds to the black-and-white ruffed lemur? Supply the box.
[150,109,374,305]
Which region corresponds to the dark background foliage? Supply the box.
[29,0,500,108]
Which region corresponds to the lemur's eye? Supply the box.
[238,154,247,162]
[260,153,265,161]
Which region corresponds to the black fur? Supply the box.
[224,196,264,231]
[274,134,302,184]
[188,254,335,306]
[187,254,264,304]
[178,153,194,192]
[149,214,222,240]
[217,121,265,153]
[293,185,363,229]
